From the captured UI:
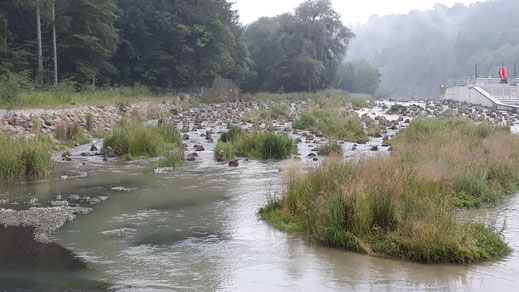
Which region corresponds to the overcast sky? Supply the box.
[233,0,483,26]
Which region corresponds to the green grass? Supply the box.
[215,127,297,160]
[317,141,343,156]
[55,123,90,148]
[260,118,517,264]
[103,121,183,164]
[293,107,367,142]
[242,89,371,108]
[0,133,53,179]
[159,149,184,167]
[0,73,175,109]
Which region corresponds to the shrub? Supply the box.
[386,104,407,115]
[0,133,53,179]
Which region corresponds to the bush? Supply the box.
[0,71,34,105]
[0,133,53,179]
[260,118,518,264]
[103,122,182,159]
[386,104,407,115]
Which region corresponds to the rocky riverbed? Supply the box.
[3,98,519,244]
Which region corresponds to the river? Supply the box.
[1,101,519,291]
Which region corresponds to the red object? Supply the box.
[499,68,504,79]
[503,66,509,79]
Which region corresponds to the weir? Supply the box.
[441,78,519,111]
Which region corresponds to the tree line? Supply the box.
[0,0,380,95]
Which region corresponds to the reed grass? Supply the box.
[0,133,53,179]
[260,118,517,263]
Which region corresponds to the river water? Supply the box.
[2,102,519,291]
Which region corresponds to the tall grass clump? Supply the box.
[215,127,297,160]
[317,141,343,156]
[55,123,90,147]
[0,133,53,179]
[293,106,367,142]
[103,121,183,162]
[260,118,518,264]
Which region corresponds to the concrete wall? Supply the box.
[441,85,519,111]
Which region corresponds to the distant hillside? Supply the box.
[348,0,519,98]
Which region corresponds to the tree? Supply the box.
[112,0,250,88]
[333,60,381,95]
[56,0,119,85]
[244,0,353,92]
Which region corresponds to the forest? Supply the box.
[0,0,379,99]
[349,0,519,98]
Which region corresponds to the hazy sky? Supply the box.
[233,0,483,26]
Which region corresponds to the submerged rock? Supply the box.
[216,150,227,162]
[229,159,239,167]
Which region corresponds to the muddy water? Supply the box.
[2,102,519,291]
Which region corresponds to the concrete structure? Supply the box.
[441,78,519,111]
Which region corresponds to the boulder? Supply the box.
[216,150,227,162]
[229,159,239,167]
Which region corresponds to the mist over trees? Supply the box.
[348,0,519,98]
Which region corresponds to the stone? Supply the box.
[194,145,205,151]
[104,146,116,158]
[90,144,98,151]
[216,150,227,162]
[370,146,379,151]
[182,134,190,140]
[125,154,133,161]
[229,159,239,167]
[62,151,71,157]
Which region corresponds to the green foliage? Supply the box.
[219,125,244,143]
[293,107,367,142]
[260,104,290,120]
[85,113,93,131]
[215,129,297,160]
[214,142,236,160]
[0,71,34,105]
[260,118,519,263]
[386,104,407,115]
[55,123,89,147]
[159,149,184,168]
[333,60,381,95]
[103,122,182,158]
[0,133,53,179]
[243,0,354,92]
[317,141,343,156]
